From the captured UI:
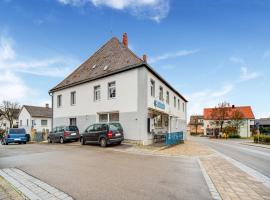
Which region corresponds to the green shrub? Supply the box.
[228,134,241,138]
[254,134,270,144]
[0,129,5,139]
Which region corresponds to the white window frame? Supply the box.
[70,91,76,105]
[108,81,116,99]
[57,95,62,107]
[150,79,155,97]
[94,85,101,101]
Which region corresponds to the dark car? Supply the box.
[80,123,124,147]
[1,128,27,145]
[48,125,80,144]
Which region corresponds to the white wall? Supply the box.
[18,107,31,134]
[0,118,18,129]
[32,117,52,133]
[53,68,139,118]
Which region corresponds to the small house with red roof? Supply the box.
[203,105,255,137]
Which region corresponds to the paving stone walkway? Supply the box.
[201,154,270,200]
[0,168,73,200]
[0,176,25,200]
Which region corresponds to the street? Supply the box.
[191,137,270,178]
[0,143,211,200]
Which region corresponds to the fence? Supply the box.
[165,132,184,145]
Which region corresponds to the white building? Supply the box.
[49,33,188,145]
[18,104,52,134]
[203,106,255,138]
[0,109,19,130]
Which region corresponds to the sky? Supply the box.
[0,0,269,119]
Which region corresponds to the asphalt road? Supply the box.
[191,137,270,178]
[0,143,211,200]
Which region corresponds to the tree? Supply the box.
[210,102,231,137]
[0,101,20,128]
[230,109,245,136]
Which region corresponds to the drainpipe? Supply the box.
[49,92,53,132]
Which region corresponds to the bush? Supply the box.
[0,129,5,139]
[254,135,270,144]
[228,134,241,138]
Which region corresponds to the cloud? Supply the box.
[57,0,170,22]
[149,49,200,63]
[0,36,16,60]
[187,84,234,116]
[240,67,260,81]
[229,56,245,65]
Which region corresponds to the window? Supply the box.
[70,91,76,105]
[69,118,76,126]
[166,91,169,104]
[174,96,176,108]
[20,120,22,126]
[178,99,180,110]
[32,120,35,126]
[99,114,108,122]
[150,79,155,97]
[94,124,102,131]
[182,102,185,112]
[108,81,116,99]
[41,120,47,126]
[57,95,62,107]
[109,113,119,122]
[94,85,101,101]
[27,119,29,127]
[159,86,163,101]
[85,125,94,132]
[99,112,119,122]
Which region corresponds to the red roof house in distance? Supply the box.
[203,105,255,137]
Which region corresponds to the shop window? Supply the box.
[108,81,116,99]
[166,91,169,104]
[150,79,155,97]
[70,91,76,105]
[154,114,163,128]
[94,85,101,101]
[159,86,163,101]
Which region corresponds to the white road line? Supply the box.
[197,158,222,200]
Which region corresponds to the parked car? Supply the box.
[47,125,80,144]
[1,128,27,145]
[80,123,124,147]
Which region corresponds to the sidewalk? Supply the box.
[241,142,270,149]
[0,176,25,200]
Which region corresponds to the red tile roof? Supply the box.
[204,106,255,120]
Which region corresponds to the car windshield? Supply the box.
[110,123,123,131]
[67,126,78,131]
[109,124,120,131]
[9,129,26,134]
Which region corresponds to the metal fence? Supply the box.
[165,132,184,145]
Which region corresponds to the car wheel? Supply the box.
[60,137,64,144]
[100,138,107,147]
[23,142,26,144]
[80,137,85,145]
[117,141,122,145]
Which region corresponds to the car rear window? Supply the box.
[9,129,26,134]
[110,123,123,131]
[109,124,118,131]
[66,126,78,131]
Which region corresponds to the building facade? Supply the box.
[18,105,52,134]
[49,34,187,145]
[188,115,204,135]
[203,106,255,137]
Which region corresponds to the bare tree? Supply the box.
[230,109,245,135]
[0,101,20,128]
[210,102,231,136]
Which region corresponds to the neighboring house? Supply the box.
[189,115,204,134]
[203,106,255,137]
[18,104,52,134]
[255,118,270,134]
[0,109,20,129]
[49,33,188,145]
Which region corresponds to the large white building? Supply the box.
[49,33,188,145]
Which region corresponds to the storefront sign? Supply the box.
[154,100,165,110]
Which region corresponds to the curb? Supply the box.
[241,142,270,150]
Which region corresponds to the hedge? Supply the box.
[254,135,270,144]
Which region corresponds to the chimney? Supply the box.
[122,32,128,47]
[143,54,147,63]
[45,103,49,108]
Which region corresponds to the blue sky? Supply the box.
[0,0,269,118]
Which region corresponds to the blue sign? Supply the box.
[154,100,165,109]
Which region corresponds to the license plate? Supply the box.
[115,133,121,136]
[71,133,76,136]
[14,138,21,141]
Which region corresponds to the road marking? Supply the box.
[197,158,222,200]
[0,168,74,200]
